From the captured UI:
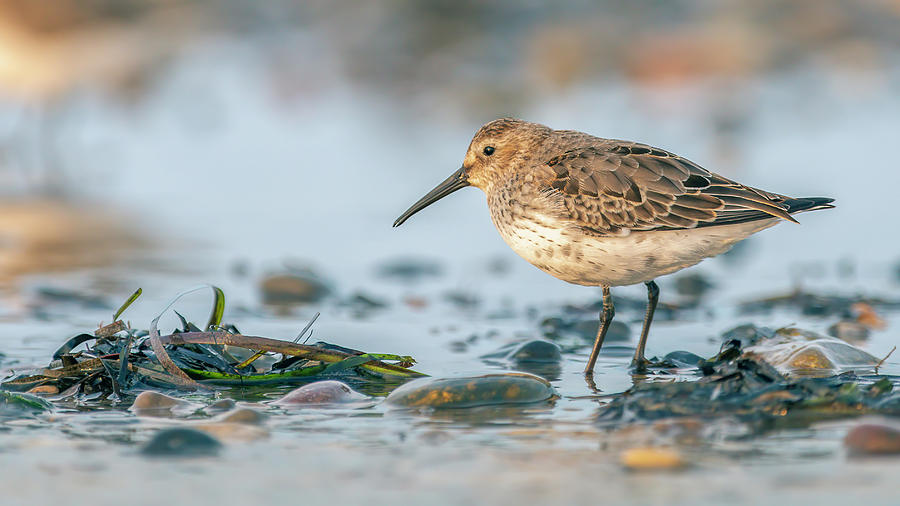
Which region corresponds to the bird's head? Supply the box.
[393,118,551,227]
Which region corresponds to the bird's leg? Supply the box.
[631,280,659,370]
[584,285,614,376]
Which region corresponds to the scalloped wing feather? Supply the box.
[541,141,798,235]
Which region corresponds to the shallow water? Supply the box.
[1,41,900,505]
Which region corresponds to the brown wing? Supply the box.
[542,142,796,235]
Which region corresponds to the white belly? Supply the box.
[493,215,779,287]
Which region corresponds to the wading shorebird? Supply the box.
[393,118,833,375]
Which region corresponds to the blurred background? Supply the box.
[0,0,898,305]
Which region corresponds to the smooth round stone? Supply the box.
[385,373,556,409]
[271,381,369,406]
[140,427,222,457]
[508,340,562,363]
[844,423,900,455]
[130,391,196,416]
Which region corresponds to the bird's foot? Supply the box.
[629,357,651,373]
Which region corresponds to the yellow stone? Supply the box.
[620,447,685,470]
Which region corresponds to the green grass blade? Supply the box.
[113,288,142,322]
[205,286,226,330]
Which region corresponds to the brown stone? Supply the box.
[844,423,900,455]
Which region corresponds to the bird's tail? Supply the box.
[783,197,835,215]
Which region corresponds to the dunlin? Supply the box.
[393,118,833,375]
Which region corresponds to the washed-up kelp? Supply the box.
[1,287,424,397]
[597,338,899,431]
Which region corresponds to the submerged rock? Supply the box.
[844,422,900,455]
[385,373,556,409]
[141,427,222,457]
[271,380,369,406]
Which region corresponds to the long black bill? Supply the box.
[393,167,469,227]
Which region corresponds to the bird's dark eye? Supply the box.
[483,146,495,156]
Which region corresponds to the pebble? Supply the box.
[130,391,197,416]
[508,340,562,363]
[620,447,685,470]
[844,422,900,455]
[260,272,330,305]
[851,302,886,330]
[272,381,369,406]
